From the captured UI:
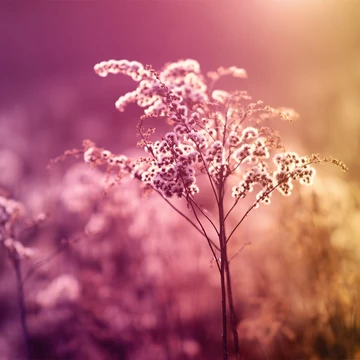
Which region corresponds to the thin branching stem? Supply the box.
[194,143,220,205]
[186,194,221,273]
[226,160,322,244]
[156,191,220,252]
[221,95,234,148]
[226,183,282,245]
[187,196,220,237]
[21,248,64,288]
[229,242,251,264]
[224,197,241,223]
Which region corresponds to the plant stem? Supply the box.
[225,256,240,359]
[219,210,240,360]
[12,255,31,360]
[218,171,228,360]
[219,229,228,360]
[218,167,240,359]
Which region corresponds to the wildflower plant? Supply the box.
[69,59,347,359]
[0,193,37,360]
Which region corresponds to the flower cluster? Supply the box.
[3,237,34,259]
[82,59,346,206]
[0,195,35,259]
[82,140,145,181]
[94,59,208,114]
[0,195,25,224]
[273,152,317,195]
[141,133,200,198]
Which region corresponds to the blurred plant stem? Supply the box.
[11,254,31,360]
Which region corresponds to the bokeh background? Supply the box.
[1,1,360,359]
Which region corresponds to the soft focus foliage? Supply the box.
[230,176,360,359]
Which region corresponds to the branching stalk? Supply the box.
[217,167,240,359]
